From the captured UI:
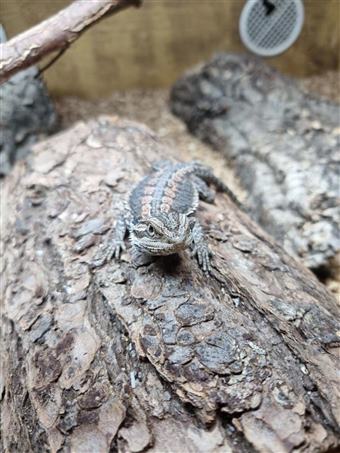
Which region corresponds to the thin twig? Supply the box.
[35,44,70,79]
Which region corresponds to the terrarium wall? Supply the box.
[0,0,339,98]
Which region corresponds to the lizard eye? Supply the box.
[147,225,155,236]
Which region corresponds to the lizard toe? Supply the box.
[193,245,211,272]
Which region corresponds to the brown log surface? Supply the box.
[170,53,340,271]
[1,117,339,452]
[0,0,141,84]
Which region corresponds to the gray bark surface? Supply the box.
[170,53,340,270]
[1,117,339,453]
[0,66,58,176]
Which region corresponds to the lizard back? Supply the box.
[129,163,199,221]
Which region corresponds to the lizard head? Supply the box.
[130,212,192,256]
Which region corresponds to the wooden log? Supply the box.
[1,117,339,452]
[170,53,340,271]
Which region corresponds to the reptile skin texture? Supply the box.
[107,160,240,272]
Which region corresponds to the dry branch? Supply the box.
[1,117,339,452]
[0,0,141,84]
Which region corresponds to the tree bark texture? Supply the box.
[1,117,339,453]
[0,0,142,84]
[170,53,340,271]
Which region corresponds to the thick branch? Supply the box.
[0,0,141,84]
[1,117,339,452]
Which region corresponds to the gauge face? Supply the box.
[239,0,304,57]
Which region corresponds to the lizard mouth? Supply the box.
[137,239,187,256]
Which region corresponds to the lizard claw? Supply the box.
[192,245,212,273]
[107,240,126,261]
[91,240,125,269]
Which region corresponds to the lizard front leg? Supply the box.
[92,211,129,268]
[106,212,128,261]
[189,218,212,273]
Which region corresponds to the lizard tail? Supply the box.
[192,162,243,209]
